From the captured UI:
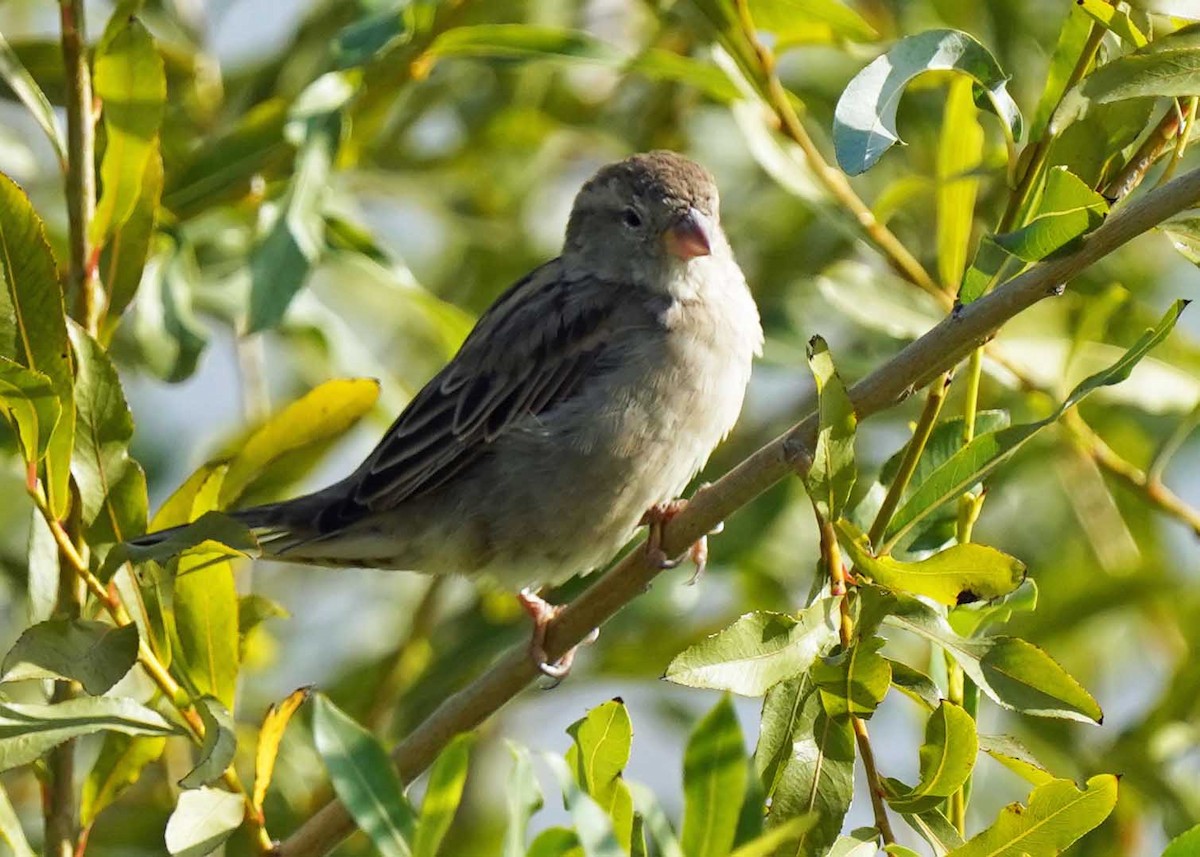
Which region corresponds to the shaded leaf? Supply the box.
[164,787,244,857]
[730,814,819,857]
[81,733,167,827]
[543,752,625,857]
[428,25,621,62]
[253,686,311,816]
[1,618,138,695]
[947,775,1118,856]
[885,702,977,812]
[336,7,411,69]
[131,237,208,382]
[804,336,856,520]
[0,780,34,857]
[101,149,162,335]
[0,696,178,772]
[0,31,65,162]
[179,697,237,789]
[812,636,892,719]
[994,167,1108,262]
[665,599,840,696]
[976,734,1054,787]
[0,358,58,462]
[949,578,1038,638]
[900,807,963,855]
[503,741,545,857]
[313,693,416,857]
[682,695,747,857]
[887,659,942,710]
[413,733,475,857]
[629,783,684,857]
[104,509,258,581]
[834,29,1022,175]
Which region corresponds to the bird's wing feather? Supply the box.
[319,260,621,529]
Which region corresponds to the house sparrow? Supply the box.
[135,151,762,676]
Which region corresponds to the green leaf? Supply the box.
[0,780,34,857]
[0,171,74,516]
[937,76,984,290]
[89,16,166,246]
[828,828,881,857]
[543,752,625,857]
[813,636,892,719]
[1,618,138,695]
[1054,23,1200,131]
[252,686,311,817]
[413,733,474,857]
[887,659,942,710]
[946,775,1118,856]
[100,148,162,334]
[81,733,167,827]
[878,412,1010,497]
[566,699,635,851]
[754,675,810,800]
[0,31,65,162]
[900,807,963,854]
[131,236,208,382]
[174,554,241,712]
[1163,822,1200,857]
[218,377,380,508]
[527,827,583,857]
[993,167,1108,262]
[838,520,1026,606]
[885,702,977,812]
[766,678,855,855]
[749,0,877,48]
[1029,3,1090,140]
[949,578,1038,637]
[729,814,819,857]
[312,693,416,857]
[629,783,684,857]
[335,7,411,69]
[179,697,237,789]
[428,25,622,62]
[804,336,857,520]
[503,742,545,857]
[1076,0,1147,47]
[0,696,178,772]
[833,29,1023,175]
[878,589,1103,722]
[976,734,1054,786]
[682,695,747,857]
[69,324,147,550]
[886,301,1187,547]
[247,75,349,332]
[164,786,244,857]
[0,358,58,463]
[664,599,840,696]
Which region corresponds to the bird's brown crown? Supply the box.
[584,150,717,216]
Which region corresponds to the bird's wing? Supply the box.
[320,260,622,528]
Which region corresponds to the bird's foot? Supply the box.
[640,499,720,584]
[517,588,598,681]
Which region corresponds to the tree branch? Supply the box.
[276,166,1200,857]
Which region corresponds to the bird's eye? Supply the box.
[621,207,643,229]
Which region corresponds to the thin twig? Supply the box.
[60,0,99,336]
[273,161,1200,857]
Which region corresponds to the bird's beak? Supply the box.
[664,207,712,260]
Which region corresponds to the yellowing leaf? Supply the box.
[253,686,312,816]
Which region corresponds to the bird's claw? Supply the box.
[641,499,713,584]
[517,588,598,681]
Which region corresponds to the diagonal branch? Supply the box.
[276,165,1200,857]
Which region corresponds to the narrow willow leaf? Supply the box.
[90,16,166,246]
[976,734,1054,786]
[312,693,416,857]
[887,301,1187,546]
[101,149,162,334]
[876,588,1102,722]
[174,556,241,712]
[81,733,167,827]
[957,235,1011,304]
[335,7,410,68]
[247,74,350,333]
[218,377,380,507]
[750,0,876,48]
[947,775,1118,856]
[1076,0,1147,47]
[729,814,819,857]
[937,75,984,290]
[26,511,58,624]
[682,695,747,857]
[838,520,1026,606]
[543,752,625,857]
[887,659,941,710]
[834,29,1022,175]
[1053,23,1200,131]
[1029,3,1090,139]
[629,782,684,857]
[428,25,622,62]
[503,742,545,857]
[805,336,856,520]
[164,787,244,857]
[1163,823,1200,857]
[828,828,881,857]
[0,172,74,516]
[566,699,635,851]
[253,686,311,815]
[0,358,58,462]
[179,697,237,789]
[753,675,811,800]
[993,167,1108,262]
[0,696,178,772]
[0,781,33,856]
[526,827,583,857]
[69,324,147,547]
[0,32,65,162]
[812,636,892,719]
[664,599,840,696]
[412,733,475,857]
[886,702,977,812]
[900,807,963,855]
[878,412,1010,494]
[1,618,138,695]
[767,679,855,855]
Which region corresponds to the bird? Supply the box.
[133,150,763,677]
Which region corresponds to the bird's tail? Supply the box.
[125,498,319,558]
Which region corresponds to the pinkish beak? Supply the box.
[664,207,712,260]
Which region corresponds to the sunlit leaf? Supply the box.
[1163,822,1200,857]
[0,358,58,463]
[946,775,1118,856]
[566,699,635,851]
[976,734,1055,786]
[0,780,34,857]
[750,0,877,48]
[543,752,625,857]
[413,733,475,857]
[828,828,881,857]
[253,686,311,816]
[729,814,819,857]
[682,695,747,857]
[664,599,840,696]
[994,167,1108,262]
[101,149,162,337]
[834,29,1022,175]
[313,693,416,857]
[887,659,942,710]
[1029,3,1090,139]
[901,807,963,855]
[164,787,244,857]
[805,336,857,520]
[885,702,977,812]
[812,636,892,719]
[937,76,984,290]
[1076,0,1147,47]
[1,618,138,695]
[82,733,167,827]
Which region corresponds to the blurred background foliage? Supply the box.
[0,0,1199,855]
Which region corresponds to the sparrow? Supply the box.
[134,151,763,677]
